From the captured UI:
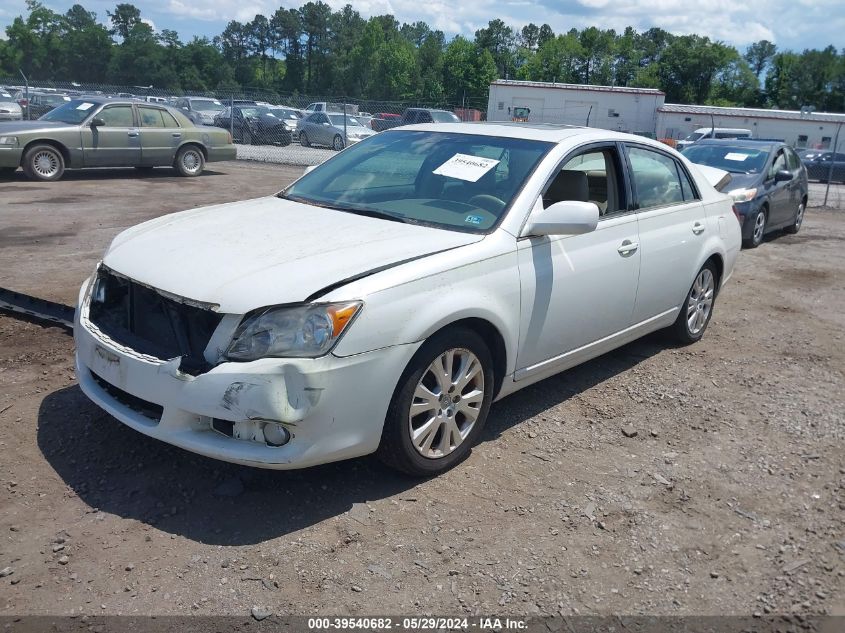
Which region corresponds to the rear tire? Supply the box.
[0,167,16,179]
[333,135,344,151]
[300,132,310,148]
[22,144,65,181]
[670,261,718,344]
[377,327,494,477]
[783,200,805,234]
[743,208,766,248]
[173,145,205,177]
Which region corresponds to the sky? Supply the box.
[1,0,843,52]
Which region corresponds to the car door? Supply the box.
[314,113,332,145]
[138,106,182,166]
[765,148,792,225]
[515,143,640,378]
[81,104,140,167]
[624,144,708,325]
[784,147,805,212]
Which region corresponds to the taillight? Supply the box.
[18,99,28,106]
[732,204,742,223]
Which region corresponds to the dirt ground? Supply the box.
[0,164,843,619]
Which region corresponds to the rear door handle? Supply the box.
[692,222,705,235]
[172,132,182,138]
[617,240,639,256]
[127,131,139,138]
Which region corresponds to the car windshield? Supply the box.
[239,106,271,117]
[281,130,553,232]
[683,132,705,142]
[272,108,300,119]
[39,99,99,123]
[682,145,770,174]
[431,111,460,123]
[190,99,223,111]
[41,94,71,105]
[327,114,364,127]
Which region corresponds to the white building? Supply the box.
[486,79,665,135]
[656,104,845,149]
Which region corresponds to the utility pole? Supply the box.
[586,105,593,127]
[19,69,29,121]
[823,122,841,208]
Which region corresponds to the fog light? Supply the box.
[262,422,290,447]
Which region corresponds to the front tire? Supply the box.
[743,208,766,248]
[300,132,310,148]
[23,144,65,181]
[173,145,205,177]
[377,327,494,477]
[783,200,805,234]
[333,135,344,151]
[671,262,717,344]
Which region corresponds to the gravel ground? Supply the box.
[0,164,843,619]
[236,143,337,166]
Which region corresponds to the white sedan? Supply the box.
[74,123,741,476]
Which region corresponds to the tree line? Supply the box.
[1,0,843,112]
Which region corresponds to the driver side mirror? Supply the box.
[522,199,600,237]
[90,117,105,127]
[774,169,793,183]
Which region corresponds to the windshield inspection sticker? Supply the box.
[724,152,750,161]
[465,215,483,225]
[76,102,95,110]
[433,153,500,182]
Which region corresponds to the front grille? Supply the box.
[90,371,164,421]
[87,267,223,375]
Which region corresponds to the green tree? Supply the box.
[745,40,777,78]
[474,19,516,79]
[442,36,496,105]
[657,35,736,103]
[107,3,141,41]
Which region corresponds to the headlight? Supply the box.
[0,136,18,145]
[226,302,362,361]
[728,187,758,203]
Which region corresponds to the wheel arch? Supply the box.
[21,139,71,166]
[703,252,724,295]
[177,141,207,160]
[424,317,508,399]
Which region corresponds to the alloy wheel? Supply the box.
[32,150,59,179]
[752,211,766,244]
[687,268,715,336]
[794,203,805,230]
[181,150,202,175]
[408,348,484,459]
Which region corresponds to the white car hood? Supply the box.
[103,196,483,313]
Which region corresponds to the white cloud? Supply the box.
[142,17,157,32]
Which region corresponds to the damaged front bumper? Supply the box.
[74,288,419,469]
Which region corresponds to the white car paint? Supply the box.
[75,123,741,470]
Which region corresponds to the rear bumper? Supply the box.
[206,145,236,162]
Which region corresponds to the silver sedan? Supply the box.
[297,112,376,150]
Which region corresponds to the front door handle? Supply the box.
[172,132,182,138]
[692,222,706,235]
[127,131,139,138]
[617,240,639,256]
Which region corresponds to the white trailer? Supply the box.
[657,104,845,150]
[487,79,665,135]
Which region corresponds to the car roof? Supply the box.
[693,138,784,150]
[393,121,646,144]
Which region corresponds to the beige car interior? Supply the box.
[543,150,620,215]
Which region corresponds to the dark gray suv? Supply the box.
[682,140,809,248]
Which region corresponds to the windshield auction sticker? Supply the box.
[433,153,500,182]
[724,152,750,161]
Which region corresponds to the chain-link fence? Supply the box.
[0,78,488,167]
